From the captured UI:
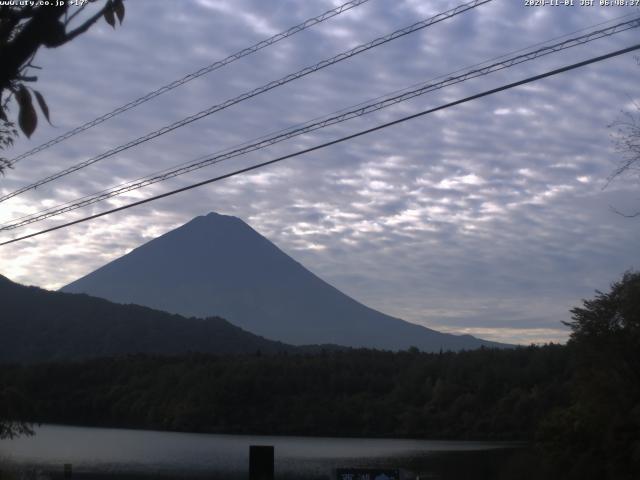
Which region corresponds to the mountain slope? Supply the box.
[63,212,506,351]
[0,274,295,363]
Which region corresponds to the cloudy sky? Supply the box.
[1,0,639,344]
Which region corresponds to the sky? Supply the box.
[0,0,639,345]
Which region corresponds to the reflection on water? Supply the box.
[0,425,525,479]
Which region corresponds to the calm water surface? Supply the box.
[0,425,523,479]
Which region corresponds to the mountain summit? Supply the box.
[63,212,504,351]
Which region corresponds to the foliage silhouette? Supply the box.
[537,271,640,480]
[0,0,125,172]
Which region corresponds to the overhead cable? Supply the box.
[0,0,493,204]
[6,0,373,166]
[2,42,638,246]
[3,16,638,231]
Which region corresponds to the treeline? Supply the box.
[0,345,571,440]
[535,272,640,480]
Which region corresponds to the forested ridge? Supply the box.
[0,346,571,439]
[0,274,304,362]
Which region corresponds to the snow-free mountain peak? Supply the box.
[62,212,506,351]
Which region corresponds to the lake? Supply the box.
[0,425,527,479]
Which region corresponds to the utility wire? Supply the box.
[0,0,492,204]
[6,0,373,166]
[3,15,636,229]
[23,4,632,229]
[2,42,638,247]
[3,16,638,231]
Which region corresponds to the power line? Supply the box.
[16,8,633,233]
[2,42,638,247]
[0,0,492,204]
[3,16,638,231]
[6,0,373,166]
[4,15,637,230]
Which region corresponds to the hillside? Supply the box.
[0,274,295,363]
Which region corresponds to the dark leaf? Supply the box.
[0,106,7,123]
[104,1,116,28]
[114,0,125,24]
[16,85,37,138]
[33,90,52,125]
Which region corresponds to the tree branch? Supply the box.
[65,3,88,26]
[63,2,110,42]
[0,6,67,90]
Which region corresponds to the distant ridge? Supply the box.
[0,274,301,364]
[63,212,507,352]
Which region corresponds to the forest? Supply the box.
[1,272,638,480]
[0,345,570,440]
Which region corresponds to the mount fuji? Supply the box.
[62,212,506,351]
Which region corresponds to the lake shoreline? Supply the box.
[0,425,529,480]
[17,421,530,444]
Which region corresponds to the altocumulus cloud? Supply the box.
[0,0,639,344]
